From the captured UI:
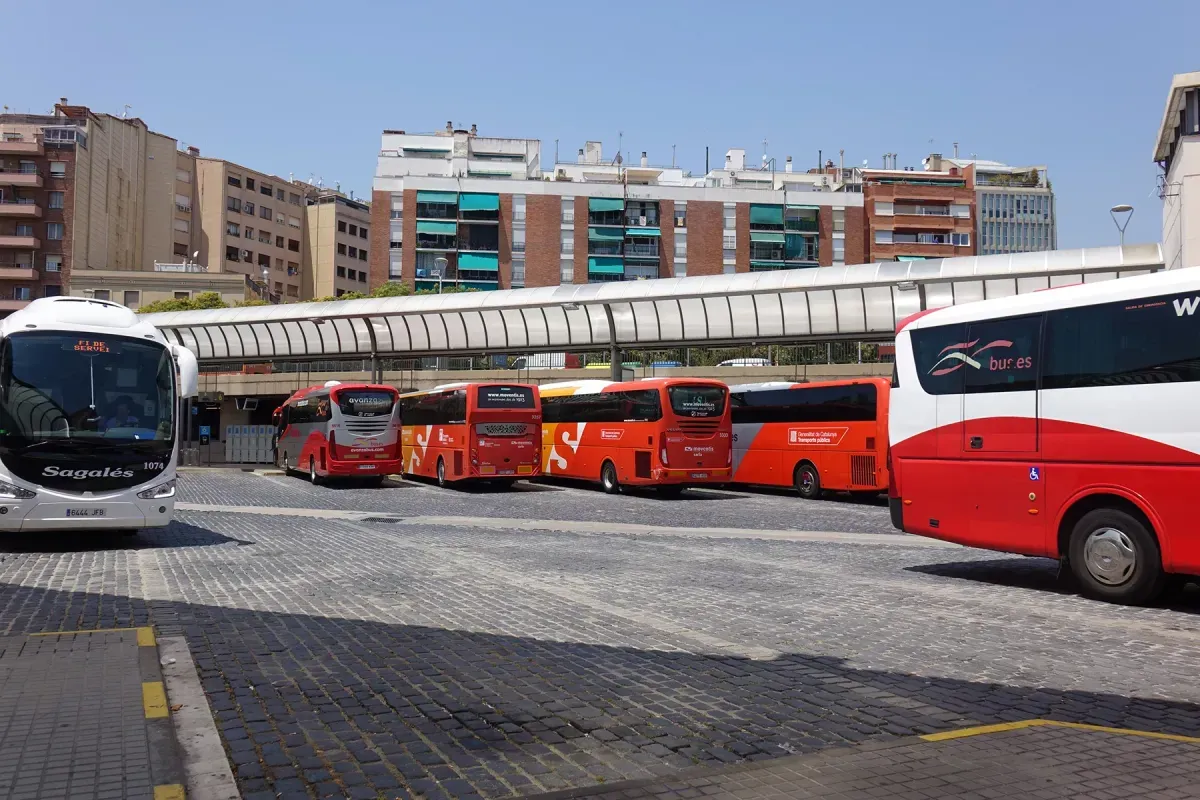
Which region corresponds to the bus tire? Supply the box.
[436,457,447,488]
[795,462,821,500]
[601,461,620,494]
[278,450,290,474]
[309,457,322,486]
[1067,508,1165,605]
[656,484,685,498]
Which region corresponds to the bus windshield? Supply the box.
[0,331,174,448]
[667,385,726,418]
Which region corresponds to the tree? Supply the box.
[370,282,410,298]
[138,291,231,314]
[234,298,269,307]
[191,291,227,309]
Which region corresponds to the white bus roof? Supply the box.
[901,267,1200,332]
[1,297,167,343]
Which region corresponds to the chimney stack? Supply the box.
[577,148,585,164]
[785,156,793,173]
[445,120,453,133]
[640,151,648,168]
[469,124,477,136]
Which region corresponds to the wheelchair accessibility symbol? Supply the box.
[1029,466,1040,481]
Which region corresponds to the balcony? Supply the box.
[624,243,660,259]
[0,299,31,312]
[0,235,40,249]
[0,139,44,156]
[0,267,37,280]
[0,168,43,188]
[0,202,42,218]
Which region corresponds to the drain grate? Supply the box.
[360,516,403,524]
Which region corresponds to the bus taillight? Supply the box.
[329,430,336,457]
[659,433,668,466]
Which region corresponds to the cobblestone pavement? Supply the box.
[0,472,1198,799]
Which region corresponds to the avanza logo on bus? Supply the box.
[929,339,1032,375]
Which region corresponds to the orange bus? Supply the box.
[398,383,541,487]
[274,381,402,484]
[539,378,732,496]
[729,378,890,499]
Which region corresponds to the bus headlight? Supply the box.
[0,480,36,500]
[137,479,176,500]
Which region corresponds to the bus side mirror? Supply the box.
[171,345,199,398]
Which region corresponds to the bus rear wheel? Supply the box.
[1067,508,1165,605]
[601,461,620,495]
[309,457,322,486]
[436,457,447,488]
[278,450,290,474]
[795,463,821,500]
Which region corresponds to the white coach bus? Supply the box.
[0,297,198,533]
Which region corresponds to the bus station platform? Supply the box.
[525,720,1200,800]
[0,628,186,800]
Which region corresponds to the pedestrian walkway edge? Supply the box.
[159,635,241,800]
[139,629,188,797]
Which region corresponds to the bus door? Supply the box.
[959,314,1045,553]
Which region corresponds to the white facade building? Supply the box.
[1155,72,1200,270]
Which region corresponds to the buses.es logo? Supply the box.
[929,339,1032,375]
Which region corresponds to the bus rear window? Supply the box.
[668,385,726,418]
[477,385,535,409]
[337,390,395,416]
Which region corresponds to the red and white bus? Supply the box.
[398,383,541,487]
[274,381,401,484]
[729,379,890,498]
[539,378,732,496]
[889,268,1200,604]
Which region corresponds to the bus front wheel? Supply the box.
[436,457,447,488]
[795,463,821,500]
[601,461,620,495]
[1067,508,1165,605]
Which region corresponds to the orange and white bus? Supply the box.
[398,383,541,487]
[890,268,1200,604]
[539,378,732,496]
[729,379,890,498]
[274,381,401,484]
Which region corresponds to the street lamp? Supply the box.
[261,266,270,301]
[433,256,448,294]
[1110,204,1134,247]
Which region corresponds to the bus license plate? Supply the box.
[690,472,708,479]
[357,464,376,470]
[67,508,106,517]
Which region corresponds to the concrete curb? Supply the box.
[159,636,240,800]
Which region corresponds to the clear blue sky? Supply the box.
[7,0,1196,249]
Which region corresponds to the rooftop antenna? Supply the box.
[762,136,769,168]
[671,144,676,168]
[615,130,623,166]
[122,104,131,118]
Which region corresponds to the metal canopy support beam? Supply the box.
[603,304,621,382]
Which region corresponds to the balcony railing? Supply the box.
[176,203,192,213]
[624,216,659,228]
[624,243,660,258]
[0,202,42,218]
[893,205,951,216]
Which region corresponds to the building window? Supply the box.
[288,216,300,228]
[48,191,64,210]
[511,257,525,287]
[561,230,573,254]
[244,177,255,191]
[91,289,109,301]
[675,232,687,259]
[513,195,527,222]
[390,239,402,250]
[15,224,33,237]
[723,205,736,229]
[173,291,191,300]
[348,246,358,258]
[833,209,845,232]
[287,239,300,252]
[674,205,687,228]
[952,232,971,246]
[260,205,271,220]
[287,261,299,276]
[286,284,299,297]
[227,198,242,213]
[228,175,241,188]
[12,287,30,302]
[226,246,240,262]
[258,253,270,268]
[338,243,347,255]
[44,285,62,297]
[174,218,190,233]
[722,233,735,250]
[276,188,285,201]
[176,169,190,183]
[337,266,346,278]
[358,271,367,283]
[44,255,62,272]
[174,193,191,212]
[875,230,893,245]
[389,252,402,280]
[349,224,358,236]
[391,209,403,219]
[123,290,139,307]
[49,162,67,178]
[348,269,357,281]
[276,258,284,269]
[46,223,64,240]
[244,201,255,216]
[173,242,188,256]
[289,192,301,206]
[245,227,254,239]
[561,197,575,224]
[359,227,368,239]
[259,182,271,196]
[723,248,735,262]
[242,249,254,262]
[560,259,574,284]
[358,250,367,262]
[513,228,526,252]
[833,237,846,262]
[338,221,348,233]
[275,235,284,248]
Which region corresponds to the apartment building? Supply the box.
[70,262,253,309]
[194,155,307,301]
[301,187,372,298]
[925,154,1055,255]
[861,161,977,262]
[0,99,180,314]
[369,128,865,291]
[1155,71,1200,271]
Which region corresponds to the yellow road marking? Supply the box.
[154,785,185,800]
[921,719,1200,744]
[143,681,169,719]
[30,625,156,646]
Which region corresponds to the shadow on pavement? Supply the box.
[908,558,1200,611]
[0,521,251,554]
[1,582,1199,799]
[715,484,888,507]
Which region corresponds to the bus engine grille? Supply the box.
[851,455,876,486]
[343,418,392,436]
